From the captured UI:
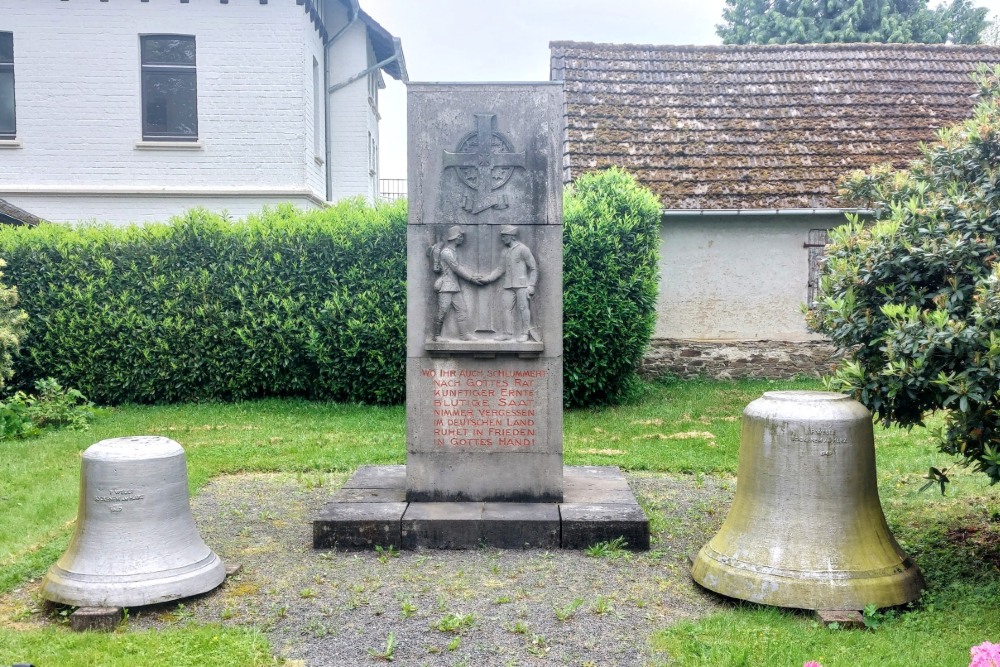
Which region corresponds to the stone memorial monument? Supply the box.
[313,83,649,550]
[406,84,563,502]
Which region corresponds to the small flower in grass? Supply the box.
[804,662,823,667]
[970,642,1000,667]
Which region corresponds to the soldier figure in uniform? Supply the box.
[430,225,479,341]
[480,225,538,342]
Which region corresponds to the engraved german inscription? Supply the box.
[93,488,145,503]
[426,368,542,447]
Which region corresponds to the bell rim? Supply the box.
[691,545,925,610]
[40,551,226,608]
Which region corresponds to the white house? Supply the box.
[0,0,406,224]
[551,42,1000,378]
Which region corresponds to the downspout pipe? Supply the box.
[327,48,404,95]
[323,2,361,203]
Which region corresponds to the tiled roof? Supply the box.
[550,42,1000,210]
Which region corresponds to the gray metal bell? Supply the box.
[41,436,226,607]
[691,391,924,610]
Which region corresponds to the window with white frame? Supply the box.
[0,32,15,139]
[140,35,198,141]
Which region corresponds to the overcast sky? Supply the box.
[361,0,1000,180]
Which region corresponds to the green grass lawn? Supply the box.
[1,377,998,666]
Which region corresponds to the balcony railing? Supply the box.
[379,179,407,202]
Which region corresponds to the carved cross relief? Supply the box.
[442,113,526,215]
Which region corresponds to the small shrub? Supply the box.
[0,377,93,441]
[810,65,1000,484]
[0,258,27,390]
[563,167,661,407]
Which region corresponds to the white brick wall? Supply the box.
[0,0,379,224]
[328,20,377,203]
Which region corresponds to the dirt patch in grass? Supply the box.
[2,471,736,666]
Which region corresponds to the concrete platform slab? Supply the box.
[312,466,649,551]
[341,465,406,489]
[400,502,561,549]
[560,503,651,551]
[333,487,408,503]
[313,502,407,550]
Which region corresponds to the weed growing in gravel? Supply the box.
[170,603,194,623]
[431,612,475,634]
[493,594,513,605]
[400,598,417,618]
[585,536,631,559]
[592,595,613,615]
[507,621,529,635]
[447,637,461,651]
[527,633,550,657]
[298,588,316,599]
[367,632,396,661]
[375,544,399,563]
[554,598,584,621]
[220,607,234,621]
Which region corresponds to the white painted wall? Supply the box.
[327,20,378,202]
[656,214,847,341]
[0,0,381,224]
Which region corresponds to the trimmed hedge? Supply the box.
[0,172,660,407]
[0,200,406,404]
[563,168,662,407]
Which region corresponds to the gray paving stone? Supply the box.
[401,502,560,549]
[401,502,483,549]
[69,606,122,632]
[341,465,406,490]
[562,486,640,504]
[313,502,406,550]
[332,487,408,503]
[560,503,650,551]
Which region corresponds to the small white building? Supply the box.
[551,42,1000,378]
[0,0,406,224]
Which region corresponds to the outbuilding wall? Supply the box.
[645,213,845,378]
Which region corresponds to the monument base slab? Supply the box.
[312,465,649,551]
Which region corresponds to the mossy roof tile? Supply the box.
[550,42,1000,209]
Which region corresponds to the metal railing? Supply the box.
[379,178,407,202]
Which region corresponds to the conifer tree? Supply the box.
[717,0,988,44]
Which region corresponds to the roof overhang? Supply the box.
[359,9,407,81]
[660,208,872,217]
[0,199,42,226]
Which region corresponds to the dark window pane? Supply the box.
[0,70,14,137]
[0,33,11,64]
[142,71,197,138]
[141,36,195,66]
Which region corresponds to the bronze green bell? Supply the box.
[691,391,924,610]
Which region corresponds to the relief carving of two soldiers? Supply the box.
[430,225,539,343]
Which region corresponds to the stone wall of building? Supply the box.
[640,338,840,380]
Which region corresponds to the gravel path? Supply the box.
[6,471,737,666]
